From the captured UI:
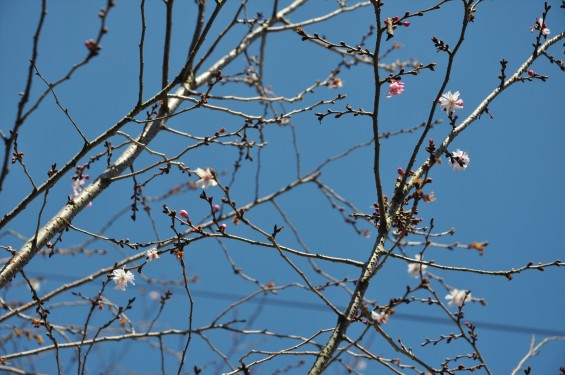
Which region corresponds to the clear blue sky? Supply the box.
[1,1,564,374]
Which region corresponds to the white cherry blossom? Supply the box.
[193,168,218,189]
[445,289,471,307]
[112,268,135,291]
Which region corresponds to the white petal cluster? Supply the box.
[448,149,470,172]
[371,310,390,324]
[439,91,464,115]
[112,268,135,291]
[445,289,471,307]
[407,254,428,278]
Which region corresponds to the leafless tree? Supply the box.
[1,1,564,374]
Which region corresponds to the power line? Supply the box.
[189,288,565,337]
[25,271,565,337]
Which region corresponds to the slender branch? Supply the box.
[510,336,565,375]
[0,0,47,192]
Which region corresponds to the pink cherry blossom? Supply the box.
[146,248,160,262]
[386,80,405,98]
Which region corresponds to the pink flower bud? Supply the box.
[397,167,405,176]
[179,210,189,219]
[402,21,410,27]
[527,69,535,77]
[220,223,227,230]
[393,16,399,21]
[212,204,220,213]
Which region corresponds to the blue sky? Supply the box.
[1,1,564,374]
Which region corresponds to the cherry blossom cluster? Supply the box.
[448,149,470,172]
[529,18,550,36]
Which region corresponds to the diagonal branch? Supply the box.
[0,0,310,288]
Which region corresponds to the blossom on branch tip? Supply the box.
[386,80,405,98]
[438,91,463,115]
[445,289,471,307]
[179,210,189,220]
[407,254,428,278]
[112,268,135,291]
[530,18,550,35]
[193,168,218,189]
[448,149,470,172]
[146,248,160,262]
